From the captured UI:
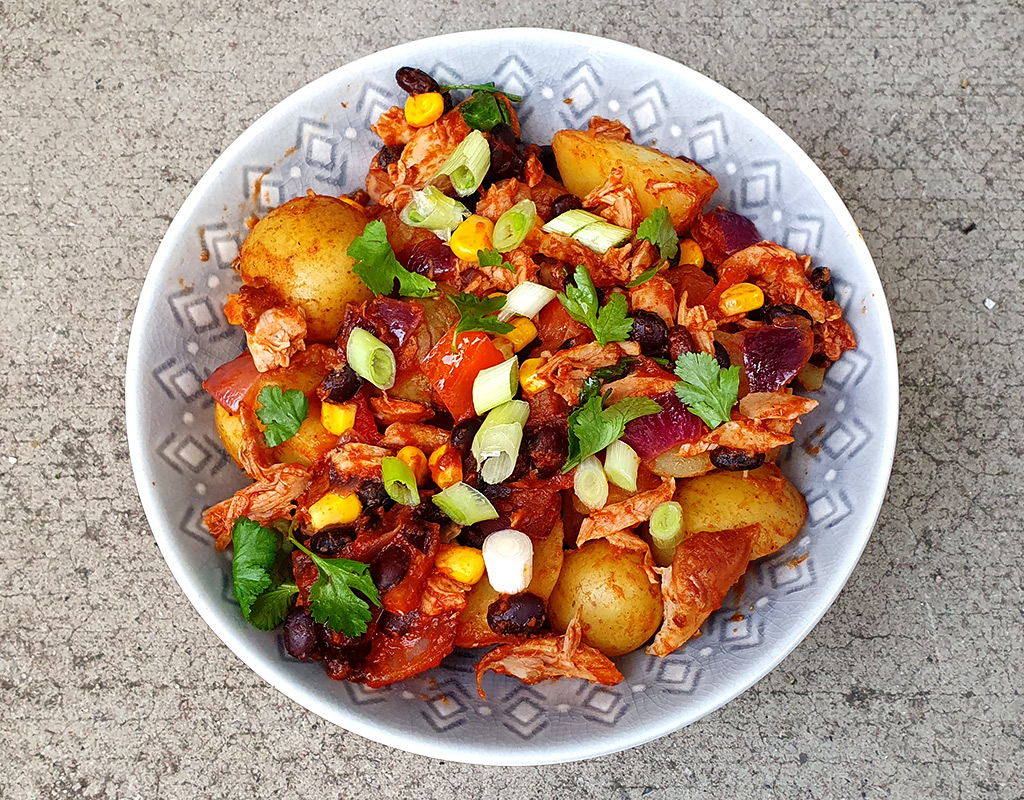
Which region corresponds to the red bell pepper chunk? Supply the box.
[421,328,505,422]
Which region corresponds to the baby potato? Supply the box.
[239,195,373,342]
[214,399,339,470]
[547,539,663,657]
[214,402,245,469]
[675,463,807,559]
[552,130,719,231]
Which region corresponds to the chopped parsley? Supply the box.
[673,351,740,429]
[347,219,436,298]
[557,264,633,347]
[563,394,661,472]
[442,83,521,132]
[290,538,381,637]
[636,206,679,262]
[477,248,514,271]
[256,385,308,447]
[449,292,514,349]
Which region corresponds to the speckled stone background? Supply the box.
[2,1,1021,798]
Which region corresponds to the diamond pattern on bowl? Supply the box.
[782,214,825,252]
[559,61,602,125]
[626,81,668,137]
[687,114,728,163]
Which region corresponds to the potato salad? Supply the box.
[200,65,856,695]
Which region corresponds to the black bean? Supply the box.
[376,144,403,170]
[485,123,519,184]
[713,341,731,369]
[524,426,567,479]
[441,91,454,114]
[459,525,488,549]
[395,66,439,95]
[810,267,836,301]
[710,448,766,471]
[308,527,354,557]
[549,193,582,219]
[668,326,698,360]
[537,144,561,181]
[283,609,320,660]
[320,365,362,404]
[629,309,670,358]
[412,498,448,527]
[370,545,410,592]
[357,480,390,511]
[702,263,718,280]
[487,592,547,636]
[754,303,813,324]
[402,519,432,553]
[450,417,482,456]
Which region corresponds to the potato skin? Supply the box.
[214,402,245,468]
[239,195,372,342]
[552,130,718,231]
[547,539,663,657]
[675,463,807,559]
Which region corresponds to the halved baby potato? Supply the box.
[552,130,719,231]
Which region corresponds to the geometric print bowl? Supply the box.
[126,29,899,765]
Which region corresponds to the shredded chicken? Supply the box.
[713,243,857,361]
[247,306,307,372]
[677,391,819,456]
[588,116,634,142]
[599,238,659,287]
[420,571,473,617]
[583,166,643,230]
[369,396,433,425]
[202,463,311,550]
[602,373,678,404]
[380,422,450,452]
[647,526,755,657]
[629,275,677,326]
[534,341,640,403]
[371,106,417,147]
[522,146,545,187]
[327,443,392,480]
[475,178,531,221]
[377,112,472,210]
[677,291,717,354]
[474,611,623,699]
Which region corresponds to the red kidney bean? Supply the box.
[669,327,698,360]
[395,66,439,95]
[487,592,547,635]
[402,237,458,282]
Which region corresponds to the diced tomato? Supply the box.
[349,387,382,444]
[536,298,592,350]
[421,327,505,422]
[203,351,260,413]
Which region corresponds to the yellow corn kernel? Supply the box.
[428,443,463,489]
[321,401,356,435]
[397,446,429,486]
[449,215,495,263]
[434,544,486,585]
[308,492,362,530]
[519,357,550,395]
[718,282,765,316]
[404,92,445,127]
[501,317,538,353]
[678,239,705,269]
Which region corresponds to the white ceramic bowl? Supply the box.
[126,29,898,765]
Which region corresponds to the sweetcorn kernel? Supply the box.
[518,357,550,395]
[449,215,495,263]
[321,401,356,435]
[308,492,362,530]
[404,92,445,127]
[678,239,704,269]
[397,446,429,485]
[718,282,765,316]
[435,544,486,585]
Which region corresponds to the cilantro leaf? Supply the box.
[577,357,638,405]
[347,220,436,298]
[636,206,679,262]
[247,582,298,631]
[450,292,515,340]
[477,248,514,271]
[458,92,507,131]
[673,351,740,429]
[230,516,279,618]
[557,265,633,346]
[626,264,661,288]
[290,538,381,637]
[256,385,308,447]
[438,82,524,102]
[563,394,662,472]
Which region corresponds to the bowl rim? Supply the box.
[126,27,899,765]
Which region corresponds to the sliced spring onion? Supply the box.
[542,208,631,254]
[648,501,685,567]
[497,281,557,322]
[471,399,530,484]
[433,130,490,197]
[493,199,537,252]
[573,455,609,511]
[399,186,470,239]
[432,481,499,525]
[346,328,396,390]
[381,456,420,506]
[573,219,632,254]
[482,529,534,594]
[473,357,520,416]
[542,208,604,237]
[603,440,640,492]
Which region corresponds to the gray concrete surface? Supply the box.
[2,1,1022,797]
